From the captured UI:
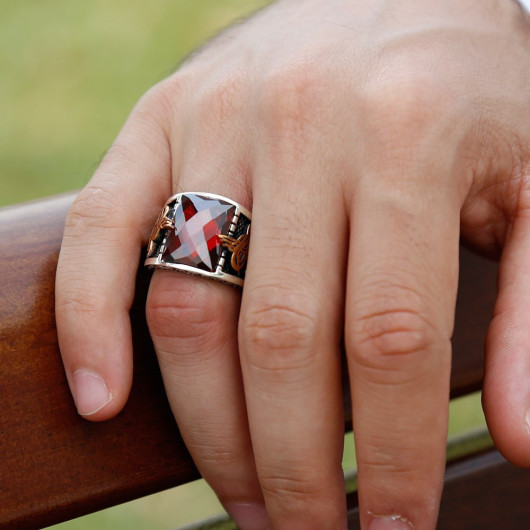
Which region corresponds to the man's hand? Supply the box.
[56,0,530,528]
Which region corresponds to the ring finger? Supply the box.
[145,90,268,527]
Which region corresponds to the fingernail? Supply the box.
[225,502,271,530]
[369,515,414,530]
[72,370,113,416]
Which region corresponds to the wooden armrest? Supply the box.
[0,193,516,529]
[1,194,197,529]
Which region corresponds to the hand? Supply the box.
[56,0,530,528]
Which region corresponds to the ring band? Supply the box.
[145,192,251,287]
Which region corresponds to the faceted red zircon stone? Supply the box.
[163,194,236,272]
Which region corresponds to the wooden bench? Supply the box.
[1,193,529,529]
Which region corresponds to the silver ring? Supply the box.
[145,192,251,287]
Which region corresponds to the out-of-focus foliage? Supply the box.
[0,0,269,206]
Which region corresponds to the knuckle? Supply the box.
[136,74,191,119]
[362,455,421,485]
[65,183,124,233]
[359,66,455,153]
[258,468,339,525]
[195,71,247,126]
[259,471,322,507]
[355,307,433,358]
[368,73,443,117]
[241,293,318,374]
[348,279,442,367]
[56,285,108,322]
[259,62,330,139]
[146,281,219,343]
[185,436,241,470]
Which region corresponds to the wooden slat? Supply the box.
[345,448,530,529]
[178,446,530,530]
[0,193,503,528]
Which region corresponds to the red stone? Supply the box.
[163,194,236,272]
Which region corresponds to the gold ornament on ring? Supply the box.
[148,205,174,256]
[219,226,250,273]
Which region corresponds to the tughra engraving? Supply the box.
[219,226,250,273]
[148,205,174,256]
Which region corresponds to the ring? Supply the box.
[145,192,252,287]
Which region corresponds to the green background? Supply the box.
[0,0,270,206]
[1,1,487,528]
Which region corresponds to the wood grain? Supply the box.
[0,193,520,529]
[0,195,198,529]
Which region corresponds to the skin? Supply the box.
[55,0,530,528]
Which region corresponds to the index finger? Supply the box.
[55,86,172,420]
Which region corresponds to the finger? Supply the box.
[346,179,460,529]
[56,85,173,420]
[147,254,269,527]
[147,273,268,522]
[145,85,269,526]
[484,205,530,466]
[238,152,349,526]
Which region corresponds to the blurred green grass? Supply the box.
[2,1,488,528]
[0,0,269,206]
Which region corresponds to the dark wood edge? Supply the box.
[345,449,530,529]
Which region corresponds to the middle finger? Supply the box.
[239,111,349,527]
